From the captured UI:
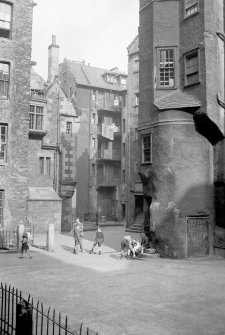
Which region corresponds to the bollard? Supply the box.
[16,300,33,335]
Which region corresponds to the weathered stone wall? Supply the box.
[27,200,61,233]
[0,0,33,228]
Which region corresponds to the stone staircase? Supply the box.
[125,213,144,233]
[83,221,124,232]
[142,247,160,259]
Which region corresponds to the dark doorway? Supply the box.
[121,204,126,220]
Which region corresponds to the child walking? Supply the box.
[89,226,104,255]
[20,232,32,259]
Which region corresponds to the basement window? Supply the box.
[0,2,12,39]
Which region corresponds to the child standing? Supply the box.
[20,232,32,259]
[89,226,104,255]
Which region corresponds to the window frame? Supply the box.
[0,2,12,39]
[0,61,9,99]
[29,104,44,131]
[66,121,72,135]
[39,156,51,175]
[142,134,152,164]
[0,123,7,163]
[184,48,200,87]
[184,0,199,19]
[157,48,176,89]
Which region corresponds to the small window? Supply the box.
[0,124,7,162]
[91,164,95,176]
[29,105,44,130]
[0,189,4,226]
[135,94,139,106]
[122,119,125,133]
[0,2,12,39]
[184,50,199,86]
[39,157,44,174]
[39,157,51,175]
[134,59,139,71]
[142,134,152,163]
[92,113,96,124]
[66,121,72,135]
[123,143,125,157]
[114,95,119,107]
[184,0,198,18]
[92,138,96,149]
[159,49,175,88]
[0,62,9,98]
[46,157,51,175]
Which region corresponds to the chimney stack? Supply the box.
[48,35,59,83]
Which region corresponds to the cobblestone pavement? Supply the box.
[1,226,225,335]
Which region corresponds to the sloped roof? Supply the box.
[66,60,127,91]
[127,35,139,55]
[154,90,201,110]
[28,187,62,201]
[30,68,45,90]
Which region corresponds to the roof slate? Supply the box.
[154,90,201,110]
[30,68,45,90]
[66,60,127,91]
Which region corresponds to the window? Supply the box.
[135,93,139,106]
[29,105,44,130]
[91,164,95,176]
[0,62,9,98]
[134,59,139,71]
[0,2,12,38]
[46,157,51,175]
[92,138,96,149]
[66,121,72,135]
[114,95,119,107]
[39,157,44,174]
[123,143,125,156]
[184,0,198,18]
[39,157,51,175]
[122,119,125,133]
[185,50,199,86]
[142,134,152,163]
[0,124,7,162]
[0,190,4,226]
[92,113,96,124]
[159,49,175,87]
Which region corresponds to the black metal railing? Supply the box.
[0,283,98,335]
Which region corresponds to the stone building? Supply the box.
[138,0,225,258]
[59,60,127,223]
[126,35,142,230]
[0,0,35,228]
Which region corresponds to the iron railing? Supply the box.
[0,227,34,250]
[0,283,98,335]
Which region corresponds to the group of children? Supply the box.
[71,218,149,259]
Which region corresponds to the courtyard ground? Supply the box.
[0,226,225,335]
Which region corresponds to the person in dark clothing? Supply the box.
[20,232,32,259]
[89,227,104,255]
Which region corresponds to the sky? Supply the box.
[31,0,139,80]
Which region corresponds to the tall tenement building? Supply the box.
[138,0,225,258]
[59,60,127,223]
[0,0,35,228]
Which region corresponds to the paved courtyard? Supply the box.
[1,226,225,335]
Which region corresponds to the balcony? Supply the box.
[97,123,121,140]
[97,176,120,188]
[97,149,121,161]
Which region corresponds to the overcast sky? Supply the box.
[31,0,139,80]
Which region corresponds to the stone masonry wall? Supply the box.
[0,0,33,228]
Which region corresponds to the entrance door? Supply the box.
[187,216,209,257]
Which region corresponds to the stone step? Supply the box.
[142,253,160,259]
[144,248,157,254]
